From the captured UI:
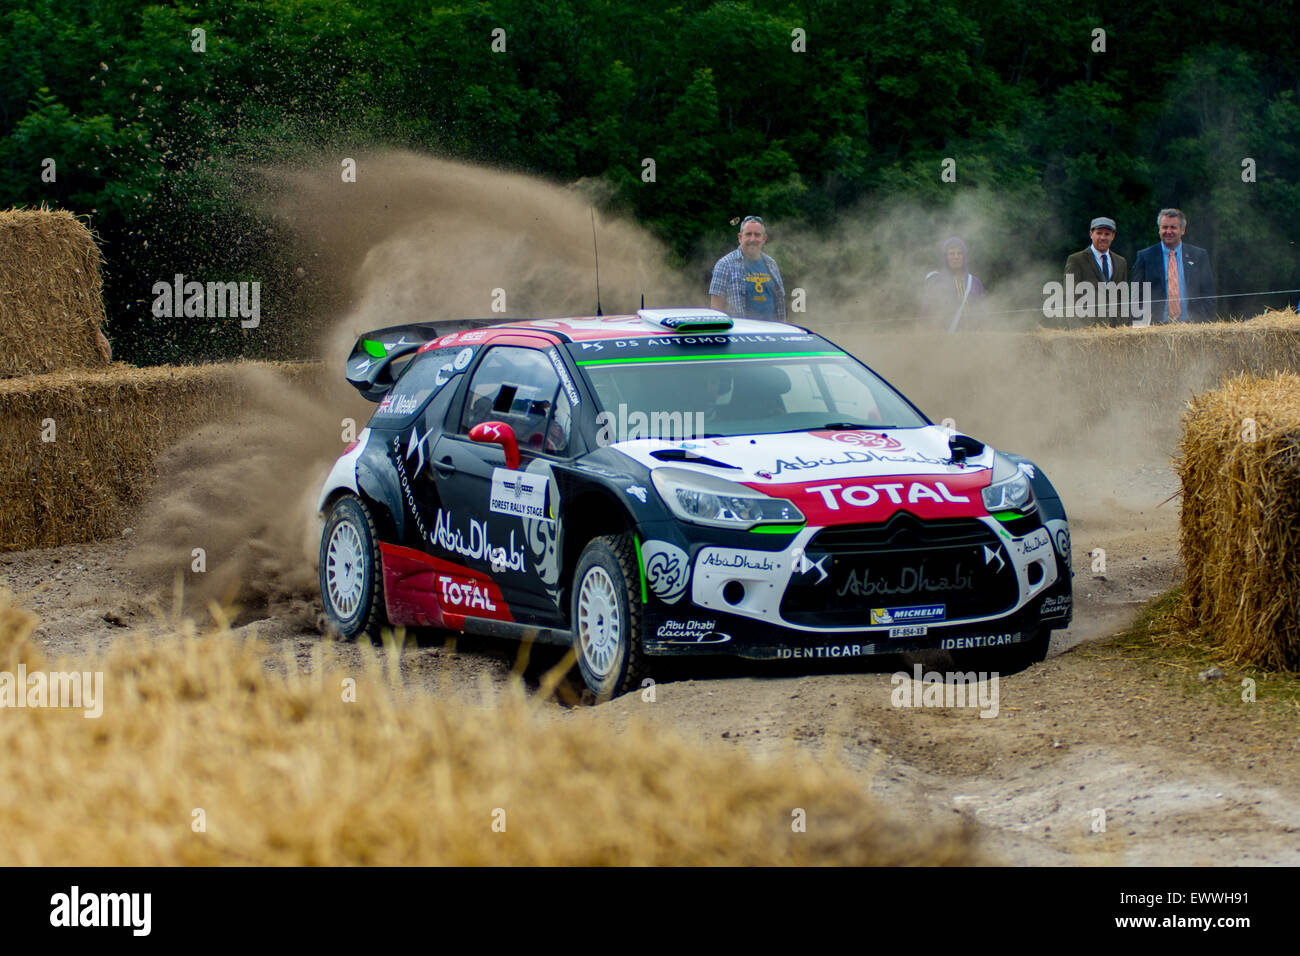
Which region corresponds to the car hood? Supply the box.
[608,426,991,480]
[608,427,1000,524]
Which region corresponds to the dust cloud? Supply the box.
[255,151,691,362]
[762,185,1068,335]
[131,151,688,622]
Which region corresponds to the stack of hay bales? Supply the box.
[1177,373,1300,669]
[0,208,110,375]
[0,206,327,552]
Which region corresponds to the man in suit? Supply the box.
[1064,217,1128,326]
[1132,208,1216,323]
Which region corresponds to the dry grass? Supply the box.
[0,361,325,552]
[0,592,978,865]
[1177,372,1300,669]
[0,207,109,377]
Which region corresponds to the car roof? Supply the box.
[422,314,810,350]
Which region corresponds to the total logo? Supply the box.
[804,480,971,510]
[437,575,498,612]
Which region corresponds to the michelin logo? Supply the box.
[871,604,946,626]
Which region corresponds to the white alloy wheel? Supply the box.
[318,493,386,640]
[577,565,621,678]
[325,519,365,617]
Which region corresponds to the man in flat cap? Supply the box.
[1064,217,1128,327]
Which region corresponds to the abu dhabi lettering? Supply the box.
[838,563,974,598]
[433,509,525,572]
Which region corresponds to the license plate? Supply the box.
[889,625,928,638]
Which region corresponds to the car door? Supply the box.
[430,344,575,624]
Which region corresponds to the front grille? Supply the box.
[812,514,995,551]
[781,514,1018,626]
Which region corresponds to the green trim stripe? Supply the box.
[362,339,387,358]
[749,523,805,534]
[576,351,841,366]
[633,535,648,604]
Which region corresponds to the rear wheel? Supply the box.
[571,533,647,700]
[320,494,386,640]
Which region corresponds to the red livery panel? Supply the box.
[748,470,993,525]
[380,542,514,628]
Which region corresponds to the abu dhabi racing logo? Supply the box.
[810,430,903,450]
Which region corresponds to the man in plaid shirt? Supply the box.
[709,216,786,321]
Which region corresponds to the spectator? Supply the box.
[1064,216,1129,326]
[1132,208,1216,322]
[709,216,786,321]
[923,237,985,332]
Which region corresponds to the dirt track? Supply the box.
[6,462,1299,865]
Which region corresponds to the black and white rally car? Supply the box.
[317,308,1072,697]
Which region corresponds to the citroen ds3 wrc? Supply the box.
[317,308,1073,698]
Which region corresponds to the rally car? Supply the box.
[317,308,1073,697]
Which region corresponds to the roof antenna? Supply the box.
[640,293,645,310]
[590,208,602,316]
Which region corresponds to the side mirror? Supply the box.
[947,433,985,466]
[469,421,520,469]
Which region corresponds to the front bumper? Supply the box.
[637,512,1073,658]
[642,599,1056,659]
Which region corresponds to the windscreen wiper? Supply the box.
[775,421,887,434]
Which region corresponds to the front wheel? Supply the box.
[319,494,387,640]
[571,533,648,700]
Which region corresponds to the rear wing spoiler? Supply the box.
[345,319,501,401]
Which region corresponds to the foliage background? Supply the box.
[2,0,1297,363]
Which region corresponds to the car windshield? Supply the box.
[573,347,927,441]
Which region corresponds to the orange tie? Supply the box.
[1166,249,1181,321]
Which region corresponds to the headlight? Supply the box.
[981,470,1035,513]
[650,467,804,529]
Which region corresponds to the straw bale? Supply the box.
[0,208,110,377]
[1176,372,1300,669]
[0,361,325,552]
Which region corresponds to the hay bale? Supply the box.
[0,361,325,551]
[0,208,111,377]
[1176,372,1300,669]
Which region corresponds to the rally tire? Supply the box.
[319,494,387,641]
[571,533,648,701]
